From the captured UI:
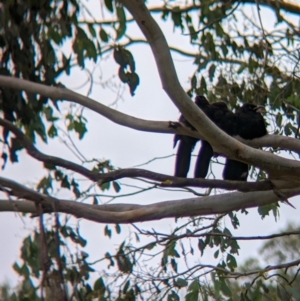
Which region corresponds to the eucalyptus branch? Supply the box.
[3,116,298,192]
[119,0,300,180]
[134,257,300,286]
[0,176,300,223]
[145,0,300,16]
[0,75,300,153]
[2,74,300,179]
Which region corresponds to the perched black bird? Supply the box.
[174,96,210,177]
[194,101,236,178]
[235,103,267,139]
[223,103,267,181]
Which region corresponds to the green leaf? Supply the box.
[104,0,114,12]
[208,64,216,81]
[215,22,224,37]
[113,181,121,193]
[100,28,109,42]
[71,179,81,198]
[166,241,180,258]
[146,242,156,250]
[115,223,121,234]
[191,75,197,89]
[200,76,207,93]
[220,280,232,297]
[171,11,183,28]
[47,124,58,138]
[198,239,206,256]
[127,72,140,96]
[12,262,21,274]
[118,67,129,83]
[116,5,126,22]
[226,253,237,271]
[105,252,115,267]
[258,202,279,220]
[223,227,232,236]
[114,47,125,66]
[276,112,282,127]
[188,25,198,41]
[77,228,87,247]
[185,291,199,301]
[94,277,106,291]
[176,278,188,288]
[9,137,23,163]
[228,212,240,229]
[37,176,53,194]
[171,258,177,272]
[229,239,240,254]
[84,39,97,62]
[214,249,219,259]
[88,24,96,37]
[220,43,229,57]
[237,63,246,74]
[1,152,7,169]
[123,280,130,294]
[116,242,133,273]
[43,106,58,122]
[101,181,110,191]
[188,279,199,292]
[116,6,126,40]
[60,175,70,189]
[48,26,62,44]
[73,120,87,139]
[104,225,112,238]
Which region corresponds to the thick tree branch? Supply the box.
[83,1,300,22]
[0,75,210,141]
[1,75,300,179]
[168,258,300,281]
[124,36,226,60]
[148,0,300,16]
[0,176,299,224]
[119,0,300,180]
[1,75,300,155]
[2,117,299,191]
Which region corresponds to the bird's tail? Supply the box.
[223,159,248,181]
[194,140,214,178]
[174,137,198,177]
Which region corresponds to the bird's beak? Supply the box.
[254,105,266,113]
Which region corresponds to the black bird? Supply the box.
[223,103,267,181]
[235,103,267,139]
[174,96,210,177]
[194,101,236,178]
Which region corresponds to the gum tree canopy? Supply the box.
[1,0,300,300]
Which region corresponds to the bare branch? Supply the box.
[1,74,300,178]
[0,176,299,224]
[80,0,300,26]
[1,75,300,154]
[0,75,176,135]
[147,0,300,16]
[3,116,299,191]
[0,77,300,179]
